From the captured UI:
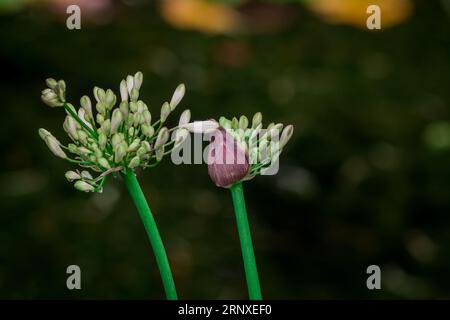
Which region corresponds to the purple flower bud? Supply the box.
[208,128,250,188]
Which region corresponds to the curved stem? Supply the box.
[230,182,262,300]
[123,169,178,300]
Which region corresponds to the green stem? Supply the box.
[123,169,178,300]
[230,182,262,300]
[64,103,98,139]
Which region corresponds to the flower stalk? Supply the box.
[123,169,177,300]
[230,182,262,300]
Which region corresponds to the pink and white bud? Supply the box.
[170,83,185,111]
[207,128,250,188]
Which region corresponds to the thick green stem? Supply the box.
[230,182,262,300]
[123,169,177,300]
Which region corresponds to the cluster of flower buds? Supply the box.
[207,113,294,188]
[39,71,190,193]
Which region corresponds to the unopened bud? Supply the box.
[170,83,185,111]
[160,102,170,123]
[74,180,95,192]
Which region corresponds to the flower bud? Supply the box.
[280,124,294,148]
[252,112,262,128]
[38,128,52,140]
[155,127,169,149]
[77,130,88,144]
[63,116,79,141]
[143,110,152,125]
[101,119,111,136]
[134,71,143,91]
[160,102,170,123]
[183,120,219,134]
[128,156,140,169]
[114,143,127,163]
[96,102,107,115]
[98,157,111,169]
[74,181,95,192]
[170,83,185,111]
[120,80,128,102]
[141,124,155,137]
[98,132,107,150]
[239,115,249,130]
[81,171,93,179]
[44,135,67,159]
[46,78,58,90]
[110,109,123,134]
[105,89,116,109]
[80,95,93,120]
[126,75,134,95]
[119,101,129,118]
[128,138,141,152]
[65,171,81,182]
[130,88,139,102]
[207,128,250,188]
[178,109,191,126]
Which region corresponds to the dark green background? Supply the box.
[1,0,450,299]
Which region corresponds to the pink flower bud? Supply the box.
[207,128,250,188]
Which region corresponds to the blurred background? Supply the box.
[1,0,450,299]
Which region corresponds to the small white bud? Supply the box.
[182,120,219,134]
[65,171,81,182]
[155,127,169,149]
[74,180,95,192]
[178,109,191,126]
[44,135,67,159]
[160,102,170,123]
[98,157,111,169]
[128,156,140,169]
[120,80,128,102]
[126,75,134,95]
[80,95,93,120]
[252,112,262,128]
[134,71,143,91]
[110,109,123,134]
[81,170,93,180]
[170,83,185,111]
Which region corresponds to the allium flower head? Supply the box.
[207,113,294,188]
[38,72,190,193]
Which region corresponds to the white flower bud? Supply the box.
[239,115,249,130]
[44,135,67,159]
[80,95,93,120]
[98,132,107,150]
[119,101,129,118]
[64,116,79,140]
[155,127,169,149]
[160,102,170,123]
[128,156,140,169]
[74,180,95,192]
[110,109,123,134]
[120,80,128,102]
[101,119,111,136]
[105,89,116,109]
[130,88,139,102]
[170,83,185,111]
[143,110,152,125]
[65,171,81,182]
[178,109,191,126]
[128,138,141,152]
[46,78,58,90]
[38,128,52,140]
[141,124,155,137]
[252,112,262,128]
[182,120,219,134]
[126,75,134,95]
[114,143,127,163]
[280,125,294,148]
[98,157,111,169]
[81,170,93,179]
[134,71,143,91]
